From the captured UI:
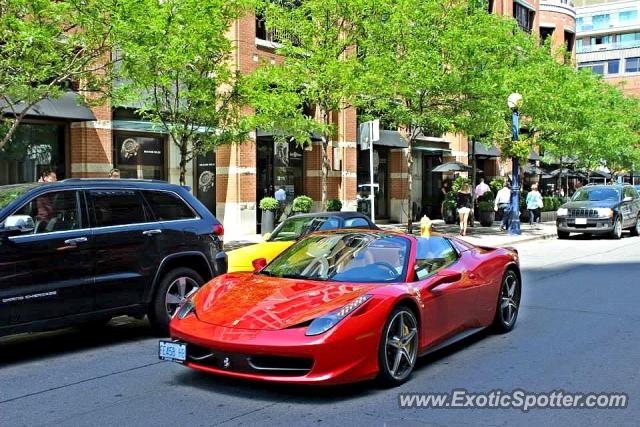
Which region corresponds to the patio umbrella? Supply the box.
[523,164,544,175]
[432,161,475,173]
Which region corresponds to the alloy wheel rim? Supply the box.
[615,220,622,238]
[500,272,520,327]
[384,310,418,380]
[165,277,199,317]
[636,218,640,235]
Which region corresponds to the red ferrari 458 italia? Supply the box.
[160,230,521,386]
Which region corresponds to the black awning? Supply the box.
[375,130,407,148]
[470,141,500,157]
[1,92,96,121]
[529,147,541,160]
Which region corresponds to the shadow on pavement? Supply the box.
[0,316,155,365]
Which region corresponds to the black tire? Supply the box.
[377,305,419,387]
[611,217,623,240]
[492,269,521,333]
[557,230,569,239]
[630,216,640,237]
[148,267,203,336]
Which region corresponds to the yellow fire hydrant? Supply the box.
[420,215,432,238]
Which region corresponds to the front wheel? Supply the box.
[148,267,203,335]
[377,306,419,387]
[492,269,521,333]
[611,217,623,240]
[557,229,569,239]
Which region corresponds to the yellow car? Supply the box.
[226,212,378,272]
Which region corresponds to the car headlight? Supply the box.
[176,299,196,320]
[305,294,372,336]
[557,208,568,216]
[595,208,613,218]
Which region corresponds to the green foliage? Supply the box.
[542,196,563,212]
[259,197,279,211]
[0,0,118,148]
[326,199,342,212]
[478,201,494,212]
[443,199,457,210]
[478,191,494,203]
[292,195,313,213]
[489,178,504,195]
[112,0,253,185]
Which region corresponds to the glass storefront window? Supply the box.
[113,134,165,180]
[0,123,66,185]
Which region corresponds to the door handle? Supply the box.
[142,229,162,236]
[64,237,88,245]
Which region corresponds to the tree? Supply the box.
[112,0,252,185]
[0,0,118,149]
[358,0,530,232]
[249,0,371,209]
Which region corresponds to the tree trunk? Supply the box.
[407,138,413,234]
[179,139,188,186]
[470,139,477,228]
[320,109,330,211]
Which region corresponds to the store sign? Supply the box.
[115,135,165,180]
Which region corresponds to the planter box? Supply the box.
[478,211,495,227]
[541,211,557,223]
[261,210,275,234]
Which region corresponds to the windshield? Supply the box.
[0,184,39,211]
[262,232,410,283]
[268,216,341,241]
[571,188,620,202]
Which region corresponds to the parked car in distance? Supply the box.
[556,184,640,239]
[0,179,226,337]
[226,212,378,272]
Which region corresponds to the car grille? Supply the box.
[186,344,313,376]
[568,208,599,218]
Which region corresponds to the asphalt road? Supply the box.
[2,233,639,426]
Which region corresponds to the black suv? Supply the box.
[556,184,640,239]
[0,179,226,336]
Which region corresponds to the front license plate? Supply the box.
[575,218,587,225]
[159,340,186,363]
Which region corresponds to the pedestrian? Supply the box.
[474,177,490,199]
[456,183,472,236]
[109,168,120,179]
[526,184,543,226]
[494,183,512,231]
[275,186,286,204]
[45,170,57,182]
[439,181,449,219]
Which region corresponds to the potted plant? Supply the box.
[478,192,495,226]
[292,195,313,213]
[326,199,342,212]
[259,197,279,234]
[443,199,457,224]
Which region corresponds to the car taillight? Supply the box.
[212,223,224,236]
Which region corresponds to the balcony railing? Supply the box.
[256,17,300,47]
[577,39,640,53]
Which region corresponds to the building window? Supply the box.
[113,134,166,180]
[513,2,534,33]
[0,123,66,185]
[591,35,611,47]
[625,57,640,73]
[592,14,610,30]
[576,39,583,51]
[578,61,605,75]
[619,10,638,25]
[618,32,640,49]
[564,31,575,53]
[576,17,583,31]
[608,59,620,74]
[540,27,554,44]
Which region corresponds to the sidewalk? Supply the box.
[224,220,557,251]
[377,219,557,247]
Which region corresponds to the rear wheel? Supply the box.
[611,217,623,240]
[377,306,419,387]
[148,267,203,335]
[492,269,521,333]
[629,216,640,237]
[557,229,569,239]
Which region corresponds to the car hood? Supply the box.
[226,241,295,272]
[562,200,619,209]
[193,272,377,330]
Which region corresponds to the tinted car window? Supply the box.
[571,188,620,202]
[414,237,458,280]
[269,216,341,241]
[0,183,39,210]
[12,190,83,234]
[344,217,369,228]
[144,191,196,221]
[90,190,146,227]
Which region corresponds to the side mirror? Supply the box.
[252,257,268,272]
[0,215,34,239]
[426,269,462,292]
[623,196,632,202]
[262,232,272,241]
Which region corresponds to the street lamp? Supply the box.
[507,93,523,235]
